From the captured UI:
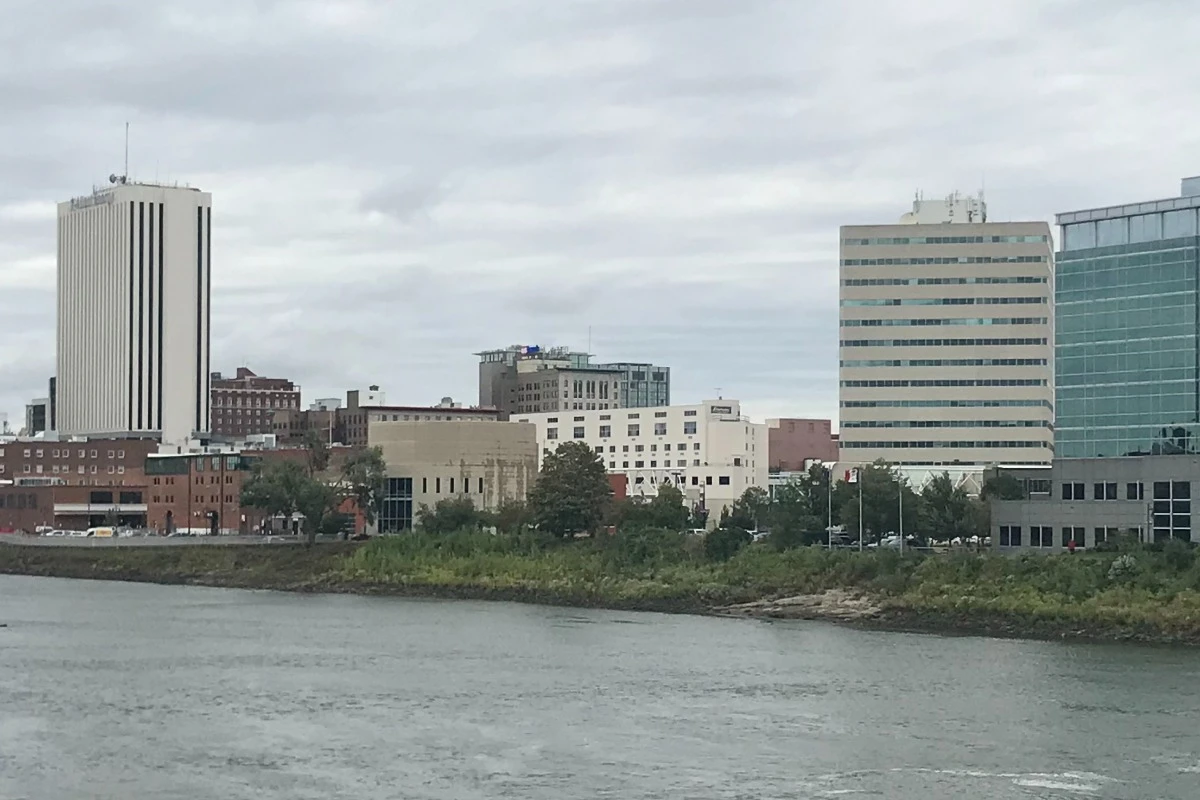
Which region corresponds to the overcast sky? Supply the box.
[2,0,1198,431]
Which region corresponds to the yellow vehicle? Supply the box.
[87,527,115,538]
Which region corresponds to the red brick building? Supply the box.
[273,394,501,448]
[766,418,838,472]
[210,367,301,438]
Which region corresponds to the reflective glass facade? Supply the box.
[1056,183,1200,457]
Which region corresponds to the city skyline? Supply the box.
[2,1,1200,427]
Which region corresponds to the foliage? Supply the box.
[835,461,921,543]
[302,429,331,476]
[417,497,485,534]
[527,441,612,537]
[240,459,336,546]
[320,511,354,537]
[610,484,690,532]
[919,472,977,541]
[727,486,769,531]
[340,446,387,526]
[980,472,1027,501]
[489,499,533,535]
[704,526,752,562]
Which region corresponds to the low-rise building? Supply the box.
[210,367,301,438]
[274,390,499,447]
[767,418,837,472]
[990,456,1197,552]
[367,419,539,531]
[513,400,767,524]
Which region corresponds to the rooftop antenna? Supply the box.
[124,122,129,180]
[587,325,592,356]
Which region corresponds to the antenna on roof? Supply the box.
[124,122,129,180]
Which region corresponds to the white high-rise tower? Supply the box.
[56,181,212,444]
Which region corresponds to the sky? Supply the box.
[2,0,1199,431]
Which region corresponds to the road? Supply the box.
[0,534,309,548]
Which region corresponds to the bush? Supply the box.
[704,527,752,562]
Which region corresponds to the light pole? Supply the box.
[826,465,833,550]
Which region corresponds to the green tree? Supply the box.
[341,446,387,528]
[490,499,532,535]
[302,428,331,476]
[704,526,752,562]
[645,484,690,531]
[528,441,612,537]
[769,474,827,544]
[919,472,974,541]
[728,486,770,531]
[241,459,336,546]
[981,472,1027,501]
[417,497,483,534]
[835,461,921,544]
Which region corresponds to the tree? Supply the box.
[769,475,826,545]
[704,526,752,561]
[302,428,330,476]
[835,461,921,544]
[417,497,483,534]
[919,472,974,541]
[528,441,612,537]
[241,459,336,546]
[727,486,770,531]
[611,484,690,531]
[490,499,533,535]
[981,472,1027,501]
[340,446,387,527]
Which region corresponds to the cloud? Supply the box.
[2,0,1200,431]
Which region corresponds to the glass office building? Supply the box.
[1056,177,1200,457]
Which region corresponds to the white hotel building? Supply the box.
[514,400,768,522]
[57,182,212,445]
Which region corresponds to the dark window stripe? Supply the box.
[205,206,211,430]
[196,206,203,434]
[137,201,145,430]
[158,203,164,430]
[147,202,154,428]
[128,201,135,432]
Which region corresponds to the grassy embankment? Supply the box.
[4,531,1200,643]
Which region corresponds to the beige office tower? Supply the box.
[838,192,1054,466]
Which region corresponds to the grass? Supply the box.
[5,531,1200,643]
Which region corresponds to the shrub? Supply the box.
[704,527,752,562]
[1107,554,1138,583]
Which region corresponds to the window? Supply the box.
[684,421,697,435]
[90,450,97,458]
[635,460,644,468]
[449,478,455,493]
[693,443,701,451]
[1093,483,1103,500]
[599,425,611,438]
[653,423,667,436]
[1061,527,1085,547]
[635,445,645,453]
[627,413,640,419]
[705,476,713,486]
[436,478,441,493]
[107,450,115,459]
[650,461,657,468]
[22,449,29,458]
[733,457,742,467]
[609,461,616,469]
[118,450,125,458]
[622,461,629,468]
[1127,482,1143,500]
[573,427,585,439]
[628,424,640,436]
[547,428,558,440]
[718,476,730,485]
[693,460,700,466]
[422,477,427,493]
[1029,526,1052,548]
[684,410,697,417]
[999,526,1022,547]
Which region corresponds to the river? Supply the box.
[0,576,1197,799]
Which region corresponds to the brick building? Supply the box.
[210,367,301,438]
[766,418,838,472]
[274,392,501,448]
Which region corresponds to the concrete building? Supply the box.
[368,419,539,531]
[991,456,1200,551]
[210,367,301,438]
[1056,176,1200,458]
[476,345,669,415]
[839,192,1055,466]
[273,391,500,448]
[25,398,49,437]
[56,181,212,444]
[767,418,837,472]
[513,400,767,523]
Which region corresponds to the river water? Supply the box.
[1,576,1198,799]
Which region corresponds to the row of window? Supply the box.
[210,396,297,409]
[841,297,1046,307]
[841,378,1048,388]
[418,476,486,495]
[997,526,1139,548]
[840,358,1047,368]
[546,421,699,440]
[541,410,696,423]
[841,317,1048,327]
[0,464,125,476]
[841,255,1048,266]
[1060,480,1189,502]
[841,337,1047,348]
[842,399,1053,409]
[842,276,1047,286]
[0,493,39,510]
[841,440,1052,449]
[1061,210,1198,251]
[842,420,1051,429]
[842,235,1048,246]
[1,447,128,460]
[607,459,710,470]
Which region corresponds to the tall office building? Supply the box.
[838,192,1055,466]
[1056,176,1200,458]
[57,181,212,444]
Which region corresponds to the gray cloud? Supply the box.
[2,0,1200,430]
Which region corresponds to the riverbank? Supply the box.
[3,534,1200,646]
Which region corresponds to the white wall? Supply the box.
[57,184,211,444]
[513,400,767,524]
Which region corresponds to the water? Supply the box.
[1,576,1198,799]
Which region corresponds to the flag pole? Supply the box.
[826,466,833,550]
[899,480,904,555]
